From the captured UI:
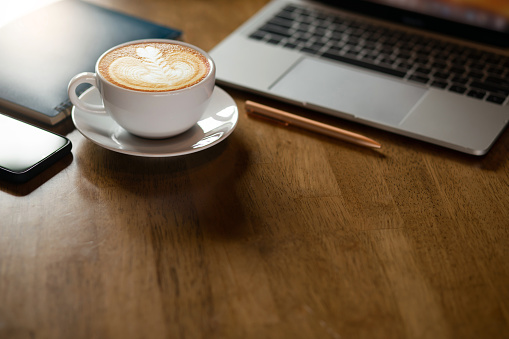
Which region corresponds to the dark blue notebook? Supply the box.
[0,0,181,125]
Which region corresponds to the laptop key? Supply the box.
[259,24,292,38]
[297,23,312,32]
[486,94,507,105]
[467,89,486,99]
[467,70,484,80]
[249,31,266,40]
[415,67,432,75]
[397,61,413,70]
[346,50,361,58]
[430,80,448,89]
[276,11,295,21]
[471,81,509,96]
[469,61,485,71]
[321,51,406,78]
[284,42,299,49]
[433,71,450,80]
[485,75,509,88]
[268,17,294,29]
[408,74,429,84]
[450,85,467,94]
[267,36,284,45]
[431,61,447,70]
[486,66,505,75]
[301,46,323,54]
[449,66,466,75]
[362,54,378,62]
[451,76,469,85]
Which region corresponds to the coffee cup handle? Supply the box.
[67,72,107,114]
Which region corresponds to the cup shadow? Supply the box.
[75,133,251,242]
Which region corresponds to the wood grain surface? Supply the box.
[1,1,508,338]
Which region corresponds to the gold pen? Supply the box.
[245,101,381,149]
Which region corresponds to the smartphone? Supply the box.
[0,113,72,183]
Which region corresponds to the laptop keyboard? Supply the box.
[248,4,509,105]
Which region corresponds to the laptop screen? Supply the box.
[323,0,509,47]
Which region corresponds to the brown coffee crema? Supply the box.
[98,42,210,92]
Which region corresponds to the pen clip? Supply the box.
[246,108,289,127]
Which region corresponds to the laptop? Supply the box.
[209,0,509,155]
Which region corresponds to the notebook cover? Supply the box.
[0,0,181,125]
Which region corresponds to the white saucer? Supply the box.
[72,86,238,157]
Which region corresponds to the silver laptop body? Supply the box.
[210,0,509,155]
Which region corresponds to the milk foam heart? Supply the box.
[98,42,210,92]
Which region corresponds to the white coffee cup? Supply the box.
[68,39,216,139]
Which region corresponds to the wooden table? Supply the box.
[1,1,508,338]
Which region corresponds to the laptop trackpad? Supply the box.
[270,58,426,125]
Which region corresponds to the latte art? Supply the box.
[99,42,210,92]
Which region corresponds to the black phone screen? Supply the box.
[0,113,72,182]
